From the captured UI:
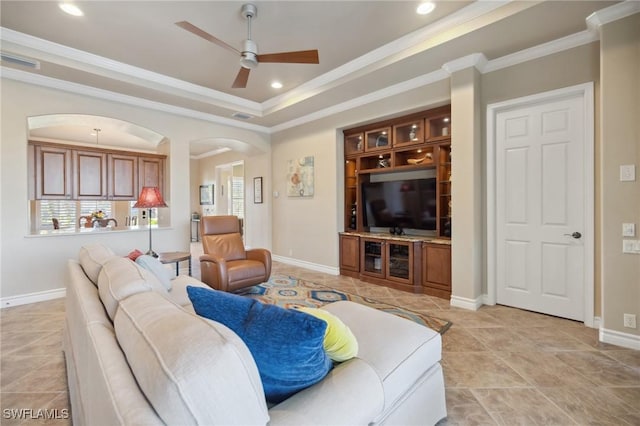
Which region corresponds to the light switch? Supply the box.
[623,240,636,253]
[620,165,636,182]
[623,223,636,237]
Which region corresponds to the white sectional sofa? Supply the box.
[63,243,447,425]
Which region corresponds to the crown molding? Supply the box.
[262,1,511,115]
[1,66,270,134]
[586,0,640,31]
[274,26,602,133]
[442,53,488,74]
[270,69,450,133]
[0,27,263,117]
[483,29,599,74]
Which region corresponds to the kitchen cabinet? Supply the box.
[29,141,166,201]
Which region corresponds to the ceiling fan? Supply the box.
[176,3,320,89]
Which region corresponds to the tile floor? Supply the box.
[1,249,639,425]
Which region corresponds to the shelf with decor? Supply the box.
[364,127,391,152]
[437,143,452,238]
[359,151,393,172]
[345,158,358,231]
[393,145,436,169]
[393,119,424,147]
[344,133,364,157]
[426,110,452,142]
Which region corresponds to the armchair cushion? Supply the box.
[187,286,333,403]
[204,233,246,261]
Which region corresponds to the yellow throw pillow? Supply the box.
[298,307,358,362]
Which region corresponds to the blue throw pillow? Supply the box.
[187,286,332,403]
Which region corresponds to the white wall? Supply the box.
[0,79,270,301]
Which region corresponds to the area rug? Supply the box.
[237,275,451,334]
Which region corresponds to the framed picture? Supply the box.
[199,184,214,205]
[287,156,315,197]
[253,177,263,204]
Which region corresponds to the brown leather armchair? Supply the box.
[199,215,271,292]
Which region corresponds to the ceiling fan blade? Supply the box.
[232,67,251,88]
[257,50,319,64]
[175,21,240,56]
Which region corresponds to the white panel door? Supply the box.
[496,95,585,321]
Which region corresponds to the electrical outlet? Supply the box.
[623,313,637,329]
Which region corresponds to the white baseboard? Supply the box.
[450,295,483,311]
[599,327,640,350]
[1,288,66,309]
[272,255,339,276]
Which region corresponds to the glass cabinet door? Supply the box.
[362,239,385,277]
[387,242,413,283]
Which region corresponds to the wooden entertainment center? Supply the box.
[339,105,452,299]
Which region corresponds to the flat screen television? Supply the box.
[361,178,437,231]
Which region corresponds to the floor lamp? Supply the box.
[134,186,167,258]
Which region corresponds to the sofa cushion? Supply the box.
[166,276,210,309]
[79,243,116,284]
[135,255,173,291]
[98,257,166,320]
[322,301,442,414]
[187,286,332,403]
[114,291,269,425]
[297,307,359,362]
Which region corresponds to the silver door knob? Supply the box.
[564,232,582,239]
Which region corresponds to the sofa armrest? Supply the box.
[199,254,228,291]
[246,248,272,278]
[268,358,384,426]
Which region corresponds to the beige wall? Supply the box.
[0,79,269,299]
[195,150,272,250]
[600,13,640,337]
[270,80,451,269]
[450,67,483,303]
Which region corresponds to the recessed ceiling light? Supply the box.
[416,2,435,15]
[59,3,84,17]
[271,81,283,89]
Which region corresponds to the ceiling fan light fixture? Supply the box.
[59,2,84,16]
[240,39,259,69]
[416,2,435,15]
[240,53,258,69]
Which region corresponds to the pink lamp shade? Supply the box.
[134,187,167,208]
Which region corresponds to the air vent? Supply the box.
[0,52,40,69]
[232,112,254,120]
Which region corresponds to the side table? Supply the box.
[158,251,192,276]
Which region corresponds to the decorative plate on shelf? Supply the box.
[375,134,388,147]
